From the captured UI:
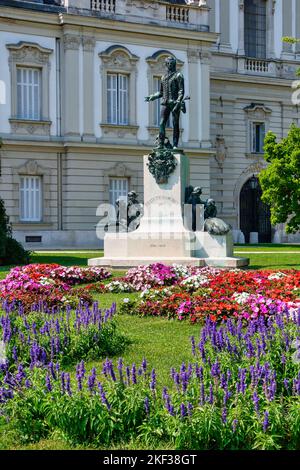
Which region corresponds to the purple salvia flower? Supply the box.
[208,384,214,404]
[87,368,97,392]
[131,363,137,385]
[97,382,111,411]
[46,374,52,392]
[232,419,238,432]
[142,358,147,374]
[222,407,227,424]
[263,411,269,432]
[252,391,260,415]
[187,402,193,417]
[65,373,72,396]
[144,396,150,415]
[180,403,186,418]
[150,369,156,392]
[200,382,205,406]
[190,336,196,356]
[12,346,18,363]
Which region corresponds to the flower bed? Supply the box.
[0,300,128,367]
[0,264,111,311]
[1,311,300,449]
[119,266,300,323]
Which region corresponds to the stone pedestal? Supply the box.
[89,151,249,269]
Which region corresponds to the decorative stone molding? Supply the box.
[146,50,184,75]
[214,135,228,168]
[63,34,81,51]
[199,50,211,65]
[11,159,52,224]
[82,36,96,52]
[9,119,52,136]
[6,41,53,68]
[244,103,272,119]
[103,162,139,203]
[146,50,184,130]
[6,41,53,134]
[100,123,139,140]
[126,0,159,10]
[187,49,199,64]
[99,45,139,131]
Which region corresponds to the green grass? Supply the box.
[235,243,300,252]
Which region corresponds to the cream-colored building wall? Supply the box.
[0,31,57,136]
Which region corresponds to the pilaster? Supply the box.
[62,33,81,140]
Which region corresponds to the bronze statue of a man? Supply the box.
[145,56,185,149]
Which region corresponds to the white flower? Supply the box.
[123,298,130,303]
[232,292,251,304]
[268,272,288,280]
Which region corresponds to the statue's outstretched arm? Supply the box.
[145,91,162,102]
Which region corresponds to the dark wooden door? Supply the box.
[240,178,271,243]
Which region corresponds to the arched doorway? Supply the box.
[240,176,271,243]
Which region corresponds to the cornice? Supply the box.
[210,72,295,87]
[0,7,218,45]
[1,139,215,157]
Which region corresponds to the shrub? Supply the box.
[0,197,30,265]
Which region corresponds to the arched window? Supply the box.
[244,0,267,59]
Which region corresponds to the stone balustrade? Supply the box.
[66,0,209,29]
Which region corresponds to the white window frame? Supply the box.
[16,66,42,120]
[20,175,42,222]
[107,73,129,125]
[250,121,265,154]
[109,177,129,207]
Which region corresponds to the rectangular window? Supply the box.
[16,67,41,120]
[251,122,265,153]
[107,73,129,125]
[153,76,171,127]
[244,0,266,59]
[20,176,42,222]
[109,177,129,207]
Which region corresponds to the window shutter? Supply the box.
[20,176,42,222]
[118,74,129,125]
[107,73,118,124]
[109,177,129,207]
[16,67,41,120]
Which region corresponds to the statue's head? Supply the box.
[165,56,176,72]
[192,187,202,195]
[128,191,138,201]
[206,198,215,206]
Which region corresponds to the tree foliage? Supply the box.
[0,196,30,265]
[259,124,300,234]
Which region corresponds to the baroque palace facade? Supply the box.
[0,0,299,249]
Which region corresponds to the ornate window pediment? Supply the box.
[99,45,139,71]
[6,41,53,67]
[146,50,184,75]
[244,103,272,120]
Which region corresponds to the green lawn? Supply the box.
[0,246,299,449]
